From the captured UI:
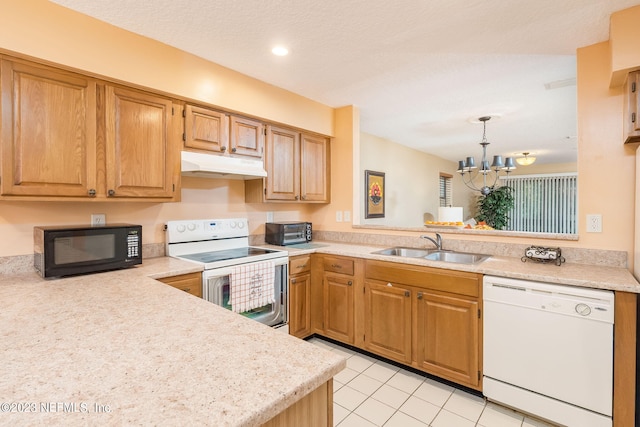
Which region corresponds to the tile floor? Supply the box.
[307,337,558,427]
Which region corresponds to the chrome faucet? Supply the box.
[420,233,442,250]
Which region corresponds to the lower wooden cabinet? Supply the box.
[157,272,202,298]
[363,280,412,363]
[289,255,312,339]
[416,290,480,388]
[323,273,355,344]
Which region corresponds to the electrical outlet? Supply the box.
[586,214,602,233]
[335,211,343,222]
[91,214,106,227]
[343,210,351,222]
[266,211,274,223]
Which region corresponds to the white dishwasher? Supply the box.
[483,276,614,427]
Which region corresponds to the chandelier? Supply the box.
[457,116,516,196]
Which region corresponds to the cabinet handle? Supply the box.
[183,288,190,293]
[404,290,410,297]
[231,147,237,153]
[632,81,637,93]
[221,146,227,152]
[295,195,299,200]
[347,281,353,286]
[301,195,306,200]
[108,189,115,196]
[88,189,96,197]
[291,279,297,284]
[633,112,636,124]
[417,292,423,300]
[296,264,308,269]
[331,264,342,269]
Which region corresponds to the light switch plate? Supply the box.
[343,210,351,222]
[335,211,343,222]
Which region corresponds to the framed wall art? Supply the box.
[365,170,385,219]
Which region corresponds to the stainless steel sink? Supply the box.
[371,247,432,258]
[424,250,490,264]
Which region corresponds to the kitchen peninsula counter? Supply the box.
[0,257,345,426]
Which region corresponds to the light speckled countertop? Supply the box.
[278,241,640,293]
[0,257,345,426]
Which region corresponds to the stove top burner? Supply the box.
[179,247,281,264]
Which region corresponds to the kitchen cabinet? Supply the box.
[319,255,358,344]
[183,105,264,158]
[416,290,480,388]
[0,58,97,197]
[244,125,330,203]
[157,272,202,298]
[288,255,312,339]
[363,280,412,363]
[105,85,179,199]
[624,71,640,144]
[0,57,180,201]
[364,260,482,390]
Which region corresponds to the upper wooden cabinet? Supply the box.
[183,104,264,158]
[183,104,229,153]
[0,57,180,201]
[624,71,640,144]
[245,125,330,203]
[0,59,97,197]
[105,85,178,199]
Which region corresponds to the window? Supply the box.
[439,173,452,207]
[502,173,577,234]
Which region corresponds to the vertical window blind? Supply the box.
[439,173,452,207]
[501,173,577,234]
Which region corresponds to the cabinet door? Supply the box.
[0,59,97,197]
[416,291,480,388]
[323,273,354,344]
[300,133,330,202]
[624,71,640,144]
[265,125,300,201]
[184,104,228,153]
[363,280,412,363]
[289,273,312,339]
[230,115,264,158]
[105,86,176,199]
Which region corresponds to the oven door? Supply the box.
[202,258,288,328]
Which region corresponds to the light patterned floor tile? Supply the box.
[347,373,384,395]
[383,411,429,427]
[362,362,399,383]
[334,379,345,392]
[477,402,525,427]
[333,403,350,426]
[398,395,440,424]
[338,412,377,427]
[431,409,476,427]
[412,378,454,407]
[443,389,486,422]
[346,353,376,373]
[523,416,561,426]
[386,369,424,394]
[370,384,410,409]
[333,385,368,411]
[354,397,396,426]
[334,367,359,384]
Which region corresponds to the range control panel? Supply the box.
[166,218,249,243]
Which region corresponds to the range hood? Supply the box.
[181,151,267,180]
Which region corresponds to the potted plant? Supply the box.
[476,186,514,230]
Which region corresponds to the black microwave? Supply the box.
[34,224,142,278]
[265,222,312,246]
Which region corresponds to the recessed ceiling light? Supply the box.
[271,46,289,56]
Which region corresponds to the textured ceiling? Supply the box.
[51,0,640,165]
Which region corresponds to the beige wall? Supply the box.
[358,133,475,226]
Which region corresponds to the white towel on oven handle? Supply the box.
[229,261,275,313]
